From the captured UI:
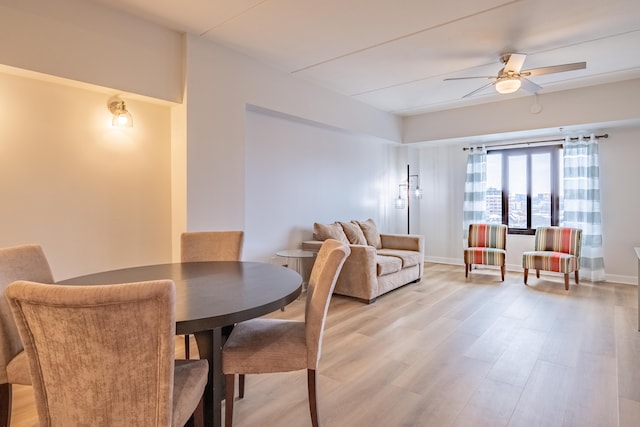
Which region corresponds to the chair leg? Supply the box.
[225,374,235,427]
[239,374,245,399]
[465,263,469,278]
[564,274,569,291]
[575,270,579,285]
[192,395,205,427]
[184,334,190,359]
[536,269,540,278]
[307,369,319,427]
[524,268,528,284]
[501,265,505,281]
[0,383,11,427]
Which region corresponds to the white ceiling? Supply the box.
[88,0,640,116]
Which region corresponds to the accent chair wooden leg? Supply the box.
[564,274,570,290]
[501,265,505,281]
[239,374,245,399]
[536,269,540,278]
[575,270,579,285]
[192,395,205,427]
[307,369,319,427]
[184,334,190,359]
[524,268,528,284]
[225,374,235,427]
[465,263,469,278]
[0,383,11,427]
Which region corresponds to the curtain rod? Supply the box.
[462,133,608,151]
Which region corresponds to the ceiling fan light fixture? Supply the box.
[495,77,521,94]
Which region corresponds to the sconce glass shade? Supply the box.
[495,77,521,94]
[107,95,133,128]
[395,195,406,209]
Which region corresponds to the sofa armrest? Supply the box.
[380,234,424,253]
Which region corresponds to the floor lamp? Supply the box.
[395,164,421,234]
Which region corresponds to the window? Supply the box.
[486,145,562,235]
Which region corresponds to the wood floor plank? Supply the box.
[9,263,640,427]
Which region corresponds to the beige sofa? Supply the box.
[302,219,424,303]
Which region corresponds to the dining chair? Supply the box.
[6,279,209,427]
[0,244,54,427]
[180,231,244,359]
[222,239,350,427]
[464,223,507,281]
[181,231,244,263]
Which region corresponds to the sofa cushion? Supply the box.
[377,249,422,268]
[339,221,367,245]
[313,222,349,243]
[376,255,403,276]
[356,218,382,249]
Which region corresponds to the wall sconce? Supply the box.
[107,95,133,127]
[394,165,421,234]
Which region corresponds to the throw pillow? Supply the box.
[313,222,349,243]
[339,221,367,245]
[356,218,382,249]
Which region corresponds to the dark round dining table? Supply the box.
[58,261,302,427]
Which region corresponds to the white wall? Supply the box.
[404,79,640,144]
[244,107,396,262]
[0,70,173,280]
[183,35,403,257]
[0,0,183,103]
[415,126,640,284]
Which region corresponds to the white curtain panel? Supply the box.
[562,134,606,282]
[462,147,487,239]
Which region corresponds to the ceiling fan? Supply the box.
[444,53,586,98]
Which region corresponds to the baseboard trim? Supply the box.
[423,258,637,286]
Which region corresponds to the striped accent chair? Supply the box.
[464,224,507,281]
[522,226,582,290]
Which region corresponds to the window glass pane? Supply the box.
[558,149,564,223]
[486,153,502,224]
[508,155,527,229]
[531,153,551,228]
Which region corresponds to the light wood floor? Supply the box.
[10,263,640,426]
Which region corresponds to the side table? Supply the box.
[276,249,316,294]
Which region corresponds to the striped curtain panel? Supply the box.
[462,147,487,238]
[562,134,605,282]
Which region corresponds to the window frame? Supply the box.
[488,144,561,235]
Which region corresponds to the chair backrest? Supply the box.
[181,231,244,262]
[304,239,350,369]
[468,223,507,250]
[6,279,176,426]
[534,226,582,257]
[0,244,54,383]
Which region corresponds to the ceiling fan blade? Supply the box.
[504,53,527,73]
[462,81,496,98]
[522,62,586,77]
[444,76,495,80]
[520,78,542,93]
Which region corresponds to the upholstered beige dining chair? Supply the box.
[222,239,350,427]
[6,279,209,427]
[181,231,244,263]
[0,244,54,427]
[180,231,244,358]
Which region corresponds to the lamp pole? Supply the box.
[406,164,410,234]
